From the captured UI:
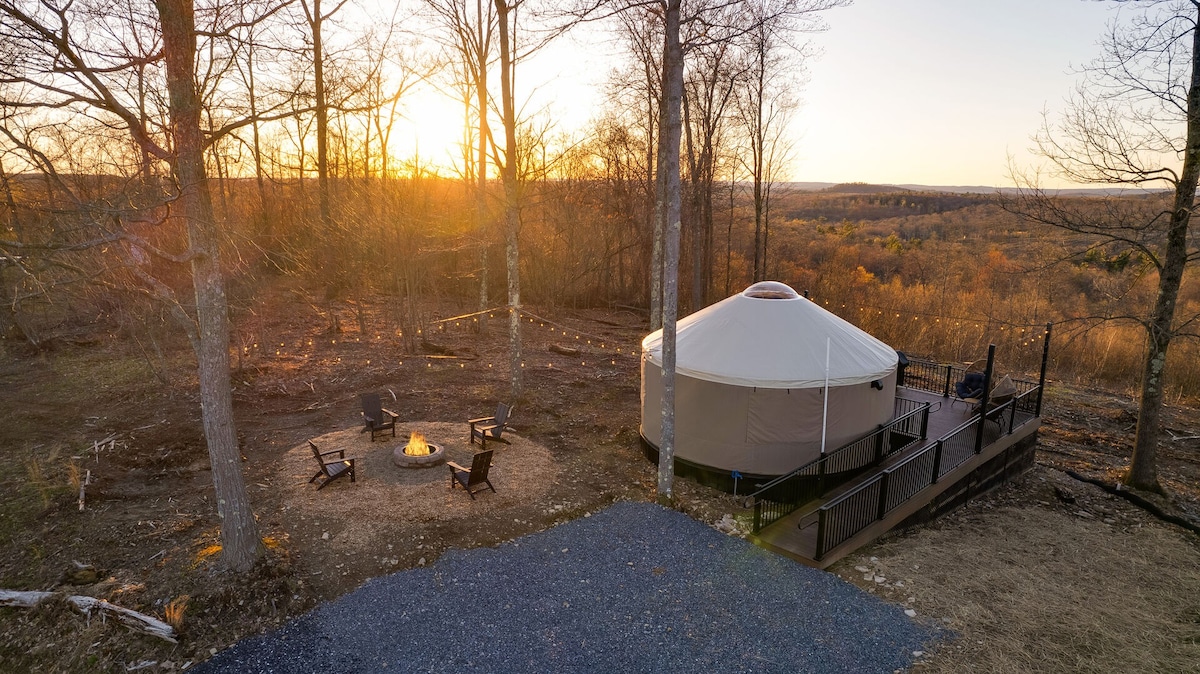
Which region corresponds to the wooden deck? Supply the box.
[751,387,1040,568]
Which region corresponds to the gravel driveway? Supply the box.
[195,502,939,673]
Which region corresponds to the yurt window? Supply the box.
[742,281,799,300]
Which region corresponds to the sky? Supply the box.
[395,0,1129,188]
[791,0,1119,187]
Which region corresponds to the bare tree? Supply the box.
[0,0,264,570]
[493,0,524,397]
[297,0,351,233]
[683,26,738,309]
[1010,0,1200,492]
[607,9,663,327]
[421,0,497,318]
[654,0,684,503]
[734,0,823,282]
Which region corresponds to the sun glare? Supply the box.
[387,84,471,176]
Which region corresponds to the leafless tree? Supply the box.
[421,0,497,318]
[1010,0,1200,492]
[0,0,269,570]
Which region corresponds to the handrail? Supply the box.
[749,398,928,499]
[748,399,930,532]
[901,357,1040,399]
[811,383,1042,560]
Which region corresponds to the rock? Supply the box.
[418,557,427,566]
[1054,486,1076,504]
[714,514,738,533]
[904,609,917,617]
[321,531,330,540]
[61,562,99,585]
[854,566,869,573]
[1075,510,1094,519]
[913,650,925,657]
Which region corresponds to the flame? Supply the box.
[404,431,431,457]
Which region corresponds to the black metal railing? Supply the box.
[899,358,951,396]
[749,397,930,532]
[901,356,1040,400]
[936,418,979,480]
[810,386,1040,560]
[815,477,881,559]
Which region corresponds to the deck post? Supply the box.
[931,439,944,483]
[974,344,996,455]
[877,472,891,520]
[919,404,930,439]
[815,509,828,561]
[753,501,761,533]
[1036,322,1052,417]
[942,364,952,397]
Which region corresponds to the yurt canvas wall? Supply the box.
[640,282,898,478]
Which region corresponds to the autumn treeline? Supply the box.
[760,190,1200,401]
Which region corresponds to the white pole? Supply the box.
[820,337,831,455]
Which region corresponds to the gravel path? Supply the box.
[195,502,939,673]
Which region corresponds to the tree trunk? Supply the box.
[494,0,522,398]
[155,0,261,572]
[307,0,332,233]
[476,17,490,321]
[650,120,666,330]
[657,0,683,505]
[1128,9,1200,491]
[683,91,703,314]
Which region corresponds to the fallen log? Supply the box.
[0,589,178,643]
[549,343,580,357]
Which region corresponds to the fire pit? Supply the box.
[392,431,446,469]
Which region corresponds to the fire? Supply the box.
[404,431,431,457]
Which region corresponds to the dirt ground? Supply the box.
[2,279,1199,673]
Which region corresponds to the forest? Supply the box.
[2,0,1196,401]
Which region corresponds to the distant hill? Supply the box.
[820,182,910,194]
[781,181,1166,197]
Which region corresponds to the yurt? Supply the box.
[641,281,898,483]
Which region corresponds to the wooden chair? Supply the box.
[469,403,512,450]
[448,450,495,499]
[361,393,399,442]
[308,440,355,490]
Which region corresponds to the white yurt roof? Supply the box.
[642,281,897,388]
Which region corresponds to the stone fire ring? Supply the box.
[392,442,447,469]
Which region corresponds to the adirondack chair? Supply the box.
[308,440,355,490]
[361,393,399,441]
[468,403,512,450]
[448,449,495,499]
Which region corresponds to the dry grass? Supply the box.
[834,469,1200,673]
[164,594,189,632]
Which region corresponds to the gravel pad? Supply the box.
[196,502,939,673]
